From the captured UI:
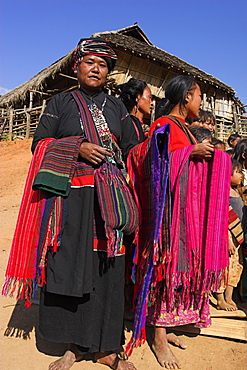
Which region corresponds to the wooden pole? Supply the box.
[29,91,33,110]
[232,104,239,133]
[151,99,156,124]
[39,99,46,119]
[9,108,14,141]
[24,105,31,139]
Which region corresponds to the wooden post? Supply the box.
[9,108,14,141]
[29,91,33,110]
[202,93,207,110]
[24,106,31,139]
[151,99,156,124]
[39,99,46,119]
[232,104,239,133]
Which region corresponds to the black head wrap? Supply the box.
[73,37,117,73]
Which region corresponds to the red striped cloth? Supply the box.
[2,139,54,306]
[228,205,244,244]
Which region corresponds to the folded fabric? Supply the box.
[33,136,83,196]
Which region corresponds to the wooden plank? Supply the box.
[173,318,247,341]
[210,308,246,318]
[209,295,247,318]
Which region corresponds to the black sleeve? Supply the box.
[31,95,61,153]
[120,115,140,160]
[118,103,145,161]
[31,93,83,153]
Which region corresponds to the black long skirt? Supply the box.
[39,251,125,353]
[39,186,125,354]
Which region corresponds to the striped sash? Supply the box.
[72,91,138,257]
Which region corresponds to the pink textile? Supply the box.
[148,147,231,328]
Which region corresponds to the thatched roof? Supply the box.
[0,50,75,107]
[0,24,240,107]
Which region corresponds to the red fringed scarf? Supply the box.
[2,137,82,306]
[2,139,54,306]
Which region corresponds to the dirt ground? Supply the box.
[0,138,246,370]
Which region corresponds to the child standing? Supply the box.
[215,159,244,310]
[233,139,247,304]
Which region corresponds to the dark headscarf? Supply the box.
[73,37,117,73]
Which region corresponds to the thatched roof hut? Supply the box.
[0,24,246,140]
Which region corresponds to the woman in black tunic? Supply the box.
[32,38,140,370]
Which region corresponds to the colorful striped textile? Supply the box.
[2,139,54,306]
[229,205,244,244]
[33,136,83,196]
[2,137,85,306]
[167,147,231,306]
[72,91,139,257]
[126,125,231,355]
[126,124,170,354]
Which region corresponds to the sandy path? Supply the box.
[0,139,246,370]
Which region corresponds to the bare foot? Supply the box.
[49,345,83,370]
[152,340,182,369]
[225,299,237,310]
[152,327,182,369]
[216,301,237,311]
[167,333,187,349]
[95,351,137,369]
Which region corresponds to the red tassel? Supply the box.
[125,336,134,356]
[24,299,32,308]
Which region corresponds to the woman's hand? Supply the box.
[190,143,214,160]
[79,142,112,165]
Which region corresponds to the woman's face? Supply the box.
[186,84,202,118]
[76,55,108,94]
[137,87,153,116]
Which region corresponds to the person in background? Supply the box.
[233,139,247,305]
[119,78,153,138]
[119,78,152,320]
[3,38,140,370]
[228,133,242,149]
[214,158,244,311]
[197,109,216,132]
[189,126,212,143]
[212,137,226,151]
